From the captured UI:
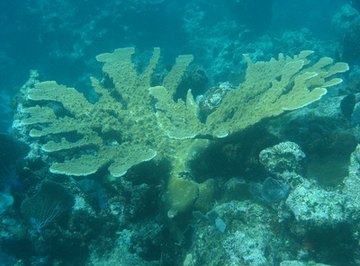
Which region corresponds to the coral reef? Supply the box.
[185,200,297,266]
[2,2,360,265]
[184,142,360,266]
[14,47,348,218]
[332,4,360,64]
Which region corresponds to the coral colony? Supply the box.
[14,47,348,218]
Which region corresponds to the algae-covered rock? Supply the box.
[259,141,306,176]
[185,200,298,266]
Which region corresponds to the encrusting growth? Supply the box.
[14,47,348,217]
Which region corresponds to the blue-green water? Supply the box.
[1,1,360,265]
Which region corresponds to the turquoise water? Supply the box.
[1,1,360,265]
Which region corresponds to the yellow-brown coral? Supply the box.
[15,48,348,217]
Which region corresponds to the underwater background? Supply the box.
[1,0,360,265]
